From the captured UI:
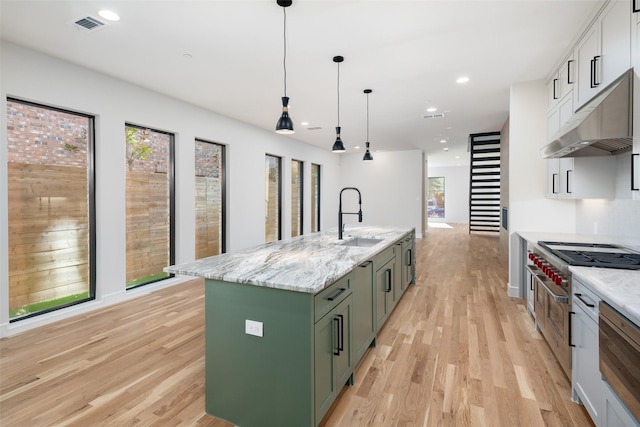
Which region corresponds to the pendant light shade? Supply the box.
[363,89,373,161]
[275,0,294,134]
[332,56,346,153]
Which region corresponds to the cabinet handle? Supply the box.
[632,154,639,191]
[359,260,373,268]
[575,293,595,308]
[337,314,344,353]
[333,317,340,356]
[327,287,346,302]
[406,249,413,267]
[530,273,534,291]
[569,311,575,348]
[553,78,558,100]
[567,60,574,84]
[385,268,392,292]
[566,170,572,194]
[552,173,558,194]
[593,56,601,87]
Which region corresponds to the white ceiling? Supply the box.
[1,0,603,166]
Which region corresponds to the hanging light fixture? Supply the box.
[331,55,346,153]
[362,89,373,161]
[275,0,294,134]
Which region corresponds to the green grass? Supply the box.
[10,291,90,318]
[126,272,170,288]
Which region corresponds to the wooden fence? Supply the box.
[125,171,169,283]
[8,163,89,310]
[195,176,222,259]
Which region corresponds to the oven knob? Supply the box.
[543,266,549,275]
[555,276,562,286]
[529,253,535,261]
[550,272,557,281]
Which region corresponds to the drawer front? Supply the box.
[315,274,351,322]
[573,278,600,322]
[374,245,396,270]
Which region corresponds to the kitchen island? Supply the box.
[165,225,416,427]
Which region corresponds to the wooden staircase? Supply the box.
[468,132,501,234]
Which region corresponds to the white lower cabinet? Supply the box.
[572,280,601,425]
[602,380,640,427]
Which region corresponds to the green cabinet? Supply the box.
[401,232,415,289]
[353,260,375,362]
[375,256,396,330]
[314,295,353,424]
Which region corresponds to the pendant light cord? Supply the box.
[283,7,288,97]
[337,61,340,126]
[366,92,369,141]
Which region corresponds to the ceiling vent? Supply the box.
[306,126,322,131]
[423,113,445,119]
[73,16,107,32]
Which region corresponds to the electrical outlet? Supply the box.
[245,319,263,337]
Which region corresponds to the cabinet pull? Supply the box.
[552,173,558,194]
[567,60,574,84]
[569,311,575,348]
[553,78,558,100]
[359,260,373,268]
[575,293,595,308]
[632,154,639,191]
[566,170,572,194]
[337,314,344,353]
[385,269,392,292]
[593,56,601,87]
[327,287,347,301]
[406,249,413,267]
[333,317,340,355]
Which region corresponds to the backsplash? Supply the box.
[575,152,640,239]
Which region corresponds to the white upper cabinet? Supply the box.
[545,157,616,199]
[546,53,575,141]
[575,0,632,110]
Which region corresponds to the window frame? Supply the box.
[291,159,304,238]
[6,97,96,322]
[265,153,283,242]
[195,139,226,256]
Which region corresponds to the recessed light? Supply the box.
[443,147,449,151]
[440,139,447,143]
[301,121,309,126]
[354,145,361,150]
[98,10,120,21]
[456,76,470,84]
[427,107,437,112]
[182,53,193,59]
[455,156,460,159]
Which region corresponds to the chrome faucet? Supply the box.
[338,187,363,240]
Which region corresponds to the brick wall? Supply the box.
[6,100,89,167]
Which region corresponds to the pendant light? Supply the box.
[331,55,346,153]
[362,89,373,161]
[275,0,294,134]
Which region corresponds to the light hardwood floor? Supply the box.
[0,224,593,426]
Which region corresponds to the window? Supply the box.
[125,125,175,288]
[6,99,95,320]
[291,159,303,238]
[311,163,321,232]
[265,154,282,242]
[195,140,225,258]
[427,176,445,218]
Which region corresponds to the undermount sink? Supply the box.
[338,237,383,247]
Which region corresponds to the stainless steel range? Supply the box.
[526,241,640,380]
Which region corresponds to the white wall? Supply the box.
[427,165,469,224]
[575,152,640,238]
[338,150,423,235]
[0,41,342,335]
[507,80,575,296]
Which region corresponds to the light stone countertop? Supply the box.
[570,267,640,327]
[165,225,414,294]
[517,231,640,253]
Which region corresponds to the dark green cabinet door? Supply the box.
[394,242,403,302]
[375,259,394,330]
[334,296,353,388]
[314,307,336,423]
[353,260,374,361]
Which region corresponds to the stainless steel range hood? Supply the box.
[541,68,633,159]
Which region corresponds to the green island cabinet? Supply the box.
[204,232,415,427]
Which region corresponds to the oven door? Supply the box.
[531,273,571,378]
[599,302,640,422]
